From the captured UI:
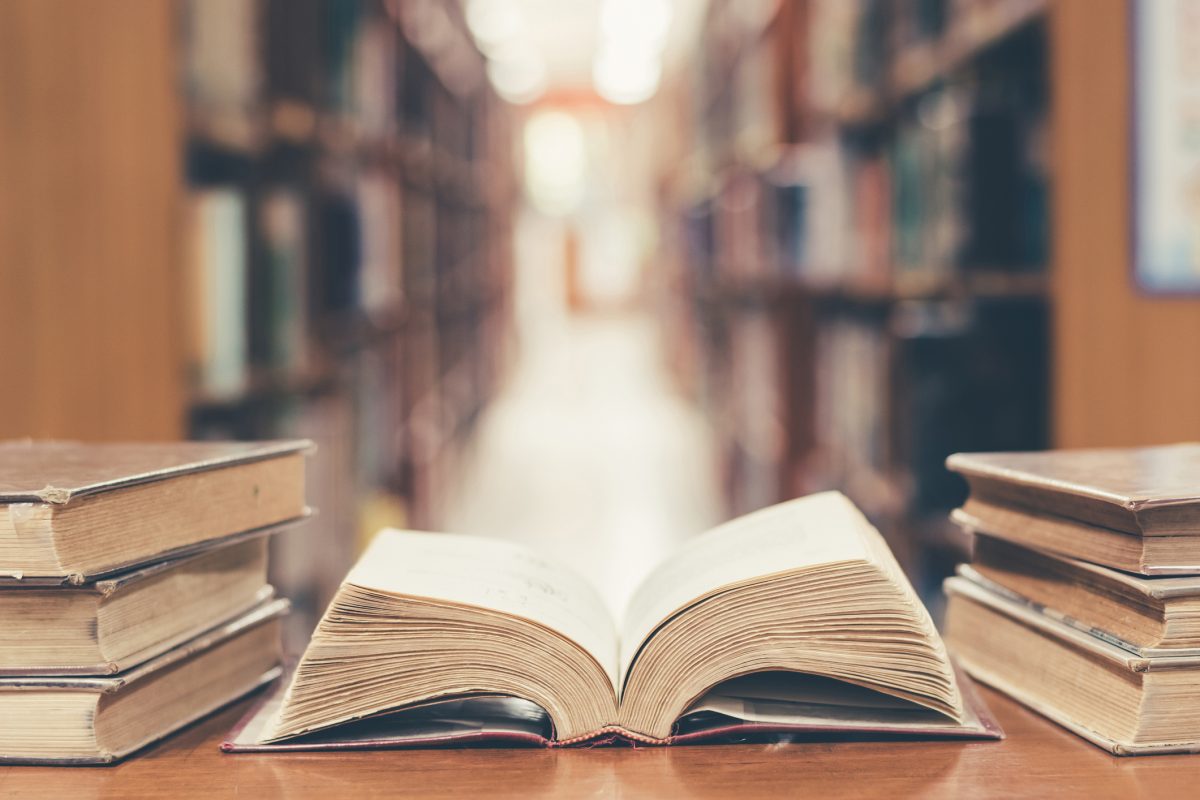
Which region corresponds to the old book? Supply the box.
[951,500,1200,575]
[0,597,287,764]
[963,535,1200,654]
[0,537,283,675]
[946,443,1200,535]
[0,440,311,582]
[944,576,1200,755]
[225,492,1000,750]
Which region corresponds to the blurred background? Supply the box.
[2,0,1199,640]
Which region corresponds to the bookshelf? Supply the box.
[0,0,516,638]
[180,0,516,636]
[658,0,1054,593]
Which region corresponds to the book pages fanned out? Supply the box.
[224,492,1002,750]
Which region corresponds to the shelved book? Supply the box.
[947,443,1200,573]
[225,492,1001,751]
[0,439,312,582]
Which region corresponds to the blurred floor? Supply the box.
[442,310,721,621]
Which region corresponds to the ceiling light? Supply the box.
[593,48,662,105]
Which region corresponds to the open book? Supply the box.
[225,492,999,749]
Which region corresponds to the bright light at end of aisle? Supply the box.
[593,0,672,105]
[523,110,588,216]
[466,0,547,104]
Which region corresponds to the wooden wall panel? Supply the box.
[0,0,184,441]
[1051,0,1200,447]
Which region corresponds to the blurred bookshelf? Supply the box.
[657,0,1052,599]
[179,0,516,638]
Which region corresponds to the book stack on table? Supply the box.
[942,444,1200,755]
[0,440,311,764]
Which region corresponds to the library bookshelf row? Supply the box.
[656,0,1052,601]
[179,0,516,637]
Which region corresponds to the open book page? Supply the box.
[618,492,875,689]
[349,530,620,690]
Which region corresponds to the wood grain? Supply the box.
[1051,0,1200,448]
[0,686,1194,799]
[0,0,184,442]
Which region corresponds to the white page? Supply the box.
[618,491,874,688]
[349,529,619,690]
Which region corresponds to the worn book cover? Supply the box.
[947,443,1200,535]
[0,439,312,582]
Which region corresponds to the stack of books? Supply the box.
[942,443,1200,755]
[0,440,311,764]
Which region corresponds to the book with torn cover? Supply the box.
[0,439,312,583]
[224,492,1001,750]
[0,597,288,765]
[945,575,1200,755]
[0,535,293,675]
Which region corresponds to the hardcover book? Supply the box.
[0,598,287,764]
[0,439,312,582]
[963,535,1200,654]
[946,443,1200,536]
[0,536,288,675]
[951,500,1200,575]
[225,492,1000,751]
[945,576,1200,755]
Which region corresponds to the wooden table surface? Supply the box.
[0,686,1194,799]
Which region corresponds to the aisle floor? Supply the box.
[442,311,721,621]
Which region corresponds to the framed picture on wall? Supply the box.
[1133,0,1200,293]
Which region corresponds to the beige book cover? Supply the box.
[0,439,312,582]
[947,443,1200,535]
[0,597,288,765]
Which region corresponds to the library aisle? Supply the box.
[442,303,721,619]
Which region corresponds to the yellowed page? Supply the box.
[349,530,619,690]
[619,491,873,688]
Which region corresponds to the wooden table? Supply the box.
[0,686,1194,799]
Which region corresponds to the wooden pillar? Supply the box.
[0,0,184,440]
[1051,0,1200,446]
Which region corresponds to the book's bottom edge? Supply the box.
[957,655,1200,756]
